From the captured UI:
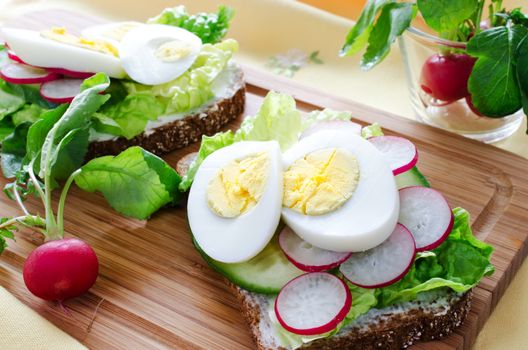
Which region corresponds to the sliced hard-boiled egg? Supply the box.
[81,21,143,47]
[0,27,125,78]
[119,24,202,85]
[281,130,399,252]
[188,141,283,263]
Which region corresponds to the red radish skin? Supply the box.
[339,224,416,289]
[23,238,99,301]
[7,50,25,64]
[466,95,486,117]
[279,226,351,272]
[420,54,476,102]
[369,136,418,175]
[398,186,454,252]
[47,67,95,79]
[274,273,352,336]
[0,63,60,84]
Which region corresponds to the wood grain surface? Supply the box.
[1,9,528,350]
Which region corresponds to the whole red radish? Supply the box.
[420,53,476,102]
[23,238,99,301]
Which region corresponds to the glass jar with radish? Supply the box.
[341,0,528,143]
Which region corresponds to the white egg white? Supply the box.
[119,24,201,85]
[0,27,125,78]
[188,141,284,263]
[81,21,143,48]
[282,130,399,252]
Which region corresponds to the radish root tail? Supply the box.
[87,298,105,333]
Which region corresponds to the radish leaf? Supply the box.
[361,2,417,70]
[51,127,90,181]
[75,146,181,220]
[25,104,68,162]
[467,25,528,117]
[417,0,478,38]
[39,73,110,180]
[340,0,394,57]
[0,122,29,178]
[516,34,528,131]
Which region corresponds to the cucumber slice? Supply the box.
[395,166,430,189]
[193,234,304,294]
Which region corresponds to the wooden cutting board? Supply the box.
[1,9,528,350]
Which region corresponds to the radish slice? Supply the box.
[279,226,351,272]
[0,62,59,84]
[369,136,418,175]
[339,224,416,288]
[7,50,25,64]
[398,186,454,252]
[47,67,95,79]
[40,79,83,104]
[274,272,352,335]
[301,120,362,139]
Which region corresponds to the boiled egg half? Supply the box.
[81,21,143,48]
[119,24,202,85]
[281,130,399,252]
[0,27,125,78]
[188,141,283,263]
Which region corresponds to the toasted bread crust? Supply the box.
[87,85,245,158]
[232,282,471,350]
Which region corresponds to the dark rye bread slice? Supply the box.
[235,286,471,350]
[86,66,245,158]
[174,157,472,350]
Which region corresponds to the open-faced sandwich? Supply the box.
[0,5,243,163]
[179,92,494,349]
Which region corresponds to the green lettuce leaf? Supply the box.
[75,146,182,220]
[0,80,26,119]
[148,5,234,44]
[12,104,44,126]
[178,130,235,192]
[377,207,494,307]
[361,122,384,138]
[93,93,164,139]
[234,92,302,150]
[302,108,352,130]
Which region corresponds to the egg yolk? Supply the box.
[155,40,192,62]
[41,27,119,57]
[207,152,270,218]
[283,148,359,216]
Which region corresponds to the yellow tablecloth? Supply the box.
[0,0,526,349]
[0,287,87,350]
